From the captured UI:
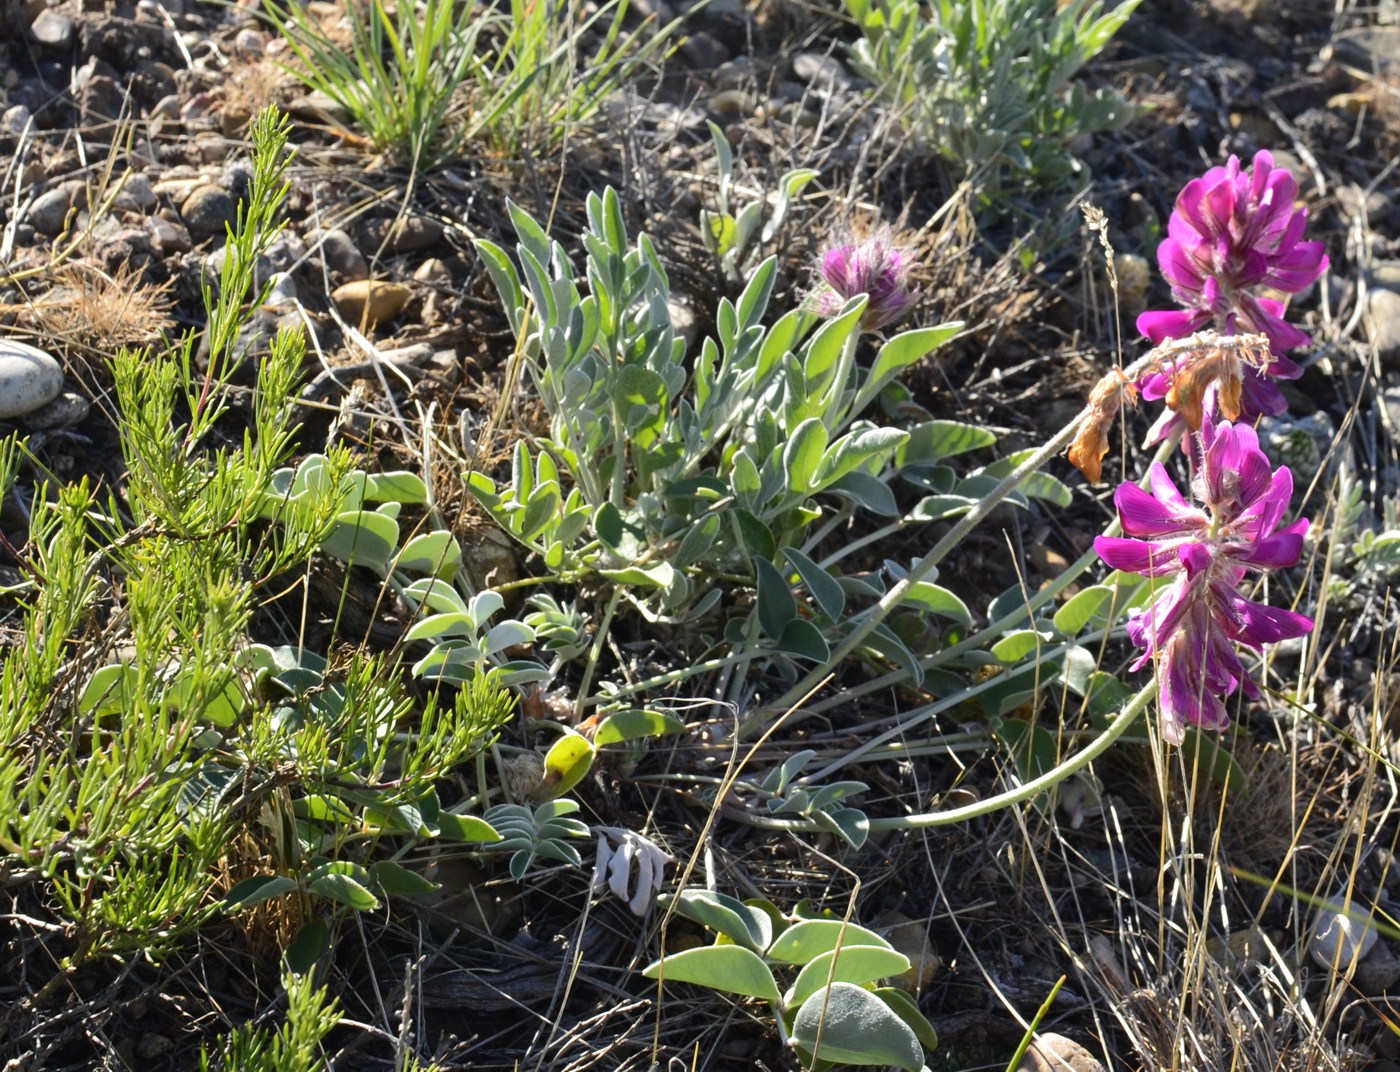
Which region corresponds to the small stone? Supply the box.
[221,102,254,137]
[78,74,125,123]
[713,56,755,91]
[30,9,75,49]
[681,30,730,69]
[791,51,851,88]
[263,272,298,309]
[358,215,444,255]
[708,89,754,117]
[1206,924,1273,973]
[22,391,90,431]
[0,340,65,420]
[135,1034,174,1059]
[667,298,698,349]
[150,93,182,120]
[312,227,368,282]
[112,172,157,213]
[262,233,306,274]
[1310,893,1379,972]
[331,280,413,326]
[412,258,451,286]
[233,28,265,57]
[1,104,32,136]
[1365,287,1400,368]
[149,216,192,255]
[180,92,215,120]
[1016,1033,1105,1072]
[1355,940,1400,995]
[875,913,940,996]
[285,90,351,126]
[180,184,237,238]
[26,182,81,236]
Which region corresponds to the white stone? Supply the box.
[0,339,64,420]
[1310,892,1379,972]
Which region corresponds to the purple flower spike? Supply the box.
[1134,151,1327,440]
[1150,150,1327,350]
[812,229,914,332]
[1094,418,1312,743]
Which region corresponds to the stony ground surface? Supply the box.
[4,0,1400,1069]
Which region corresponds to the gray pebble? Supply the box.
[1311,894,1379,971]
[26,182,82,237]
[30,9,75,49]
[791,51,851,88]
[149,216,192,255]
[311,227,368,282]
[1366,286,1400,368]
[113,172,157,213]
[1355,940,1400,995]
[0,340,65,420]
[681,31,730,70]
[357,215,444,256]
[713,56,755,91]
[1015,1033,1105,1072]
[181,184,236,238]
[22,391,90,431]
[1,104,32,136]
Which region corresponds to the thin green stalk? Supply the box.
[734,678,1152,833]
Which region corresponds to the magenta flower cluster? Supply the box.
[1095,150,1322,742]
[811,230,914,332]
[1095,418,1312,743]
[1137,150,1328,442]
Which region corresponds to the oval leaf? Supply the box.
[643,945,781,1002]
[791,982,926,1072]
[787,945,913,1008]
[768,919,893,963]
[540,731,594,800]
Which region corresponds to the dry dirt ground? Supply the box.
[3,0,1400,1069]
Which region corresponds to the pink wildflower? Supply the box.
[1136,150,1328,441]
[811,229,914,332]
[1094,417,1312,743]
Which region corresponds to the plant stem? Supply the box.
[737,678,1152,832]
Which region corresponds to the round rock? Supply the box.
[1310,894,1379,971]
[0,339,65,420]
[180,184,237,238]
[1016,1034,1106,1072]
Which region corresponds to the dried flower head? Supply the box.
[1068,367,1139,484]
[811,228,915,332]
[1094,417,1312,743]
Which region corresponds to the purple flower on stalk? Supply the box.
[1136,150,1327,440]
[1094,418,1312,743]
[811,229,914,332]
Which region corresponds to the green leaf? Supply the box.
[370,860,440,897]
[768,919,893,963]
[786,945,912,1008]
[540,731,594,800]
[365,470,428,503]
[643,945,781,1002]
[321,509,400,573]
[896,419,996,466]
[1179,727,1248,797]
[520,483,562,543]
[396,531,463,579]
[79,663,140,716]
[593,709,686,745]
[595,501,625,550]
[404,612,480,643]
[783,547,846,621]
[663,889,773,952]
[307,862,380,910]
[829,471,899,516]
[899,581,971,625]
[599,561,675,589]
[791,982,927,1072]
[784,418,830,495]
[284,918,330,975]
[815,426,909,488]
[855,322,962,412]
[224,874,298,911]
[402,576,468,615]
[991,629,1051,664]
[995,718,1062,809]
[437,812,502,842]
[754,555,797,639]
[777,618,830,662]
[1052,584,1114,636]
[871,987,939,1051]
